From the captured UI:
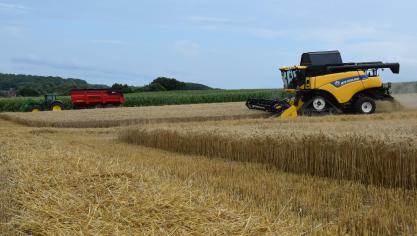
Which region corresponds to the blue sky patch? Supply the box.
[0,0,411,88]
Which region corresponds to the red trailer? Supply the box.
[70,89,125,108]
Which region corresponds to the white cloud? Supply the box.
[0,2,28,11]
[299,25,382,45]
[12,56,152,83]
[252,28,287,39]
[345,40,417,66]
[187,16,230,23]
[0,25,25,39]
[293,24,417,65]
[174,40,200,57]
[0,25,22,34]
[90,39,127,45]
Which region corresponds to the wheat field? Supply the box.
[120,110,417,189]
[0,93,414,128]
[0,102,267,128]
[1,93,417,235]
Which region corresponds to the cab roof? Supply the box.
[280,51,343,71]
[279,51,399,76]
[300,51,343,66]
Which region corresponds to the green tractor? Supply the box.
[28,94,65,112]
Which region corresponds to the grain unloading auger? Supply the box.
[246,51,400,118]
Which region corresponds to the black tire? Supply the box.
[354,97,376,114]
[245,100,253,109]
[31,104,42,112]
[50,102,64,111]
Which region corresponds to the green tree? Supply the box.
[147,82,167,91]
[0,73,107,95]
[150,77,186,90]
[111,83,133,93]
[17,87,40,97]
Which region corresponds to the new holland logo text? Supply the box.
[331,75,368,88]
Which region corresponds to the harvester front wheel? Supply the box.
[355,97,376,114]
[312,96,326,112]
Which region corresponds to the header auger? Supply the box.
[246,51,400,118]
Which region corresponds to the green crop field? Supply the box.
[123,89,284,106]
[0,96,73,112]
[0,89,284,112]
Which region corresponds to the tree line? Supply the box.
[1,73,212,97]
[0,73,106,97]
[111,77,212,93]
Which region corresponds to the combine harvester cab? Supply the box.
[246,51,400,118]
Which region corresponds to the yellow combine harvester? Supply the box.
[246,51,400,117]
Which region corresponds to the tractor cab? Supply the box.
[45,94,57,104]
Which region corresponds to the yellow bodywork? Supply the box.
[309,71,382,103]
[280,99,304,119]
[278,67,384,118]
[280,105,298,118]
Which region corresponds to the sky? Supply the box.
[0,0,416,89]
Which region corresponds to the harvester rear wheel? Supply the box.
[354,97,376,114]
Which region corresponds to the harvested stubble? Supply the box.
[0,102,266,128]
[2,94,417,235]
[0,119,299,235]
[120,111,417,189]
